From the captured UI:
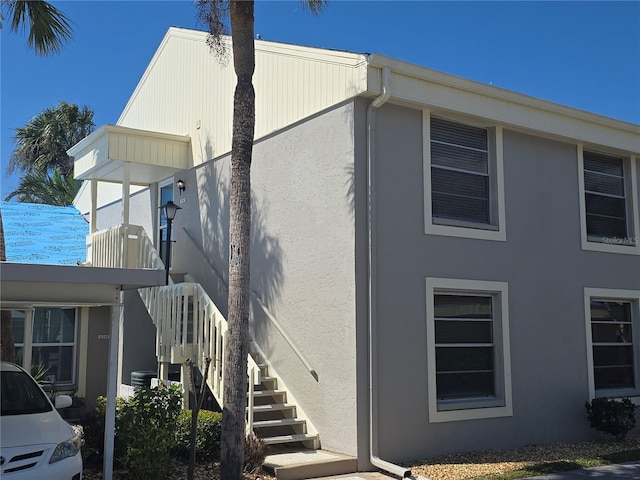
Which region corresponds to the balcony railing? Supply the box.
[88,223,261,432]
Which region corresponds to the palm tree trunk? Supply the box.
[220,2,255,480]
[0,210,16,362]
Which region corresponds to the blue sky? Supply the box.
[2,1,639,199]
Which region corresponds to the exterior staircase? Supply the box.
[88,223,320,450]
[250,354,319,448]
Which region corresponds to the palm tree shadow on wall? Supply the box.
[174,138,284,345]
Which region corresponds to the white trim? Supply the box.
[578,146,640,255]
[77,307,90,399]
[584,288,640,400]
[367,56,640,155]
[22,309,33,371]
[423,111,506,242]
[426,278,512,422]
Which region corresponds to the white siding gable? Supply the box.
[118,27,369,166]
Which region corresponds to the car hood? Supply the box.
[0,411,75,448]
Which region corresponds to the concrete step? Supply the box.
[263,449,358,480]
[262,433,318,445]
[250,403,296,413]
[253,418,306,428]
[252,389,286,397]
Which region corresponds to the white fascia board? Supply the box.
[367,54,640,155]
[162,26,367,66]
[69,124,190,157]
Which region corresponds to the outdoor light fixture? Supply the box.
[177,179,186,195]
[160,200,181,284]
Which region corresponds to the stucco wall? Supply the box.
[94,188,155,238]
[171,102,359,456]
[121,290,159,385]
[371,102,640,461]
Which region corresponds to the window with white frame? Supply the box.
[426,278,512,422]
[578,147,639,255]
[12,307,78,385]
[423,113,506,242]
[585,288,640,399]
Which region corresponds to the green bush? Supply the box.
[83,384,183,479]
[81,396,127,466]
[585,397,636,440]
[174,409,222,461]
[83,387,268,476]
[117,383,183,480]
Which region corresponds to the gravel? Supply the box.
[82,438,640,480]
[407,437,640,480]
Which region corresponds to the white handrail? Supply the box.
[182,227,318,380]
[88,223,260,432]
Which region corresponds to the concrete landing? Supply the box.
[303,474,397,480]
[263,450,358,480]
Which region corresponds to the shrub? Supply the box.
[83,384,183,479]
[30,363,49,383]
[244,433,268,473]
[585,397,636,440]
[81,396,127,466]
[117,383,183,479]
[174,409,222,461]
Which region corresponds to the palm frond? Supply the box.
[8,101,94,177]
[196,0,229,59]
[4,168,81,206]
[302,0,328,15]
[5,0,73,55]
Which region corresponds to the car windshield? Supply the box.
[1,370,52,416]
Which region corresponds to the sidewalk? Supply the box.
[523,460,640,479]
[303,462,640,480]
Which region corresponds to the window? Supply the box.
[431,118,490,224]
[585,288,640,399]
[578,147,639,255]
[158,179,174,262]
[426,278,512,422]
[585,151,628,239]
[11,307,78,385]
[423,113,506,241]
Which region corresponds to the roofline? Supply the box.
[367,53,640,155]
[67,124,191,158]
[366,53,639,147]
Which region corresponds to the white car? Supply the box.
[0,361,83,479]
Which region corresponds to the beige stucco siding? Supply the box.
[171,102,359,455]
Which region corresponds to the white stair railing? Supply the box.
[88,223,261,432]
[88,224,163,269]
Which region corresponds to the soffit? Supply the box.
[0,262,166,308]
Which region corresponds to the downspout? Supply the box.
[367,65,412,479]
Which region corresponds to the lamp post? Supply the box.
[160,200,181,285]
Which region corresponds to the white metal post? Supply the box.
[122,162,131,226]
[90,178,98,234]
[22,309,34,370]
[103,297,123,480]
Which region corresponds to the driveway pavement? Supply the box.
[523,461,640,479]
